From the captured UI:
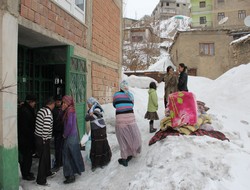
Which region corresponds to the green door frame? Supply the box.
[65,46,87,137]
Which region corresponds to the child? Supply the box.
[144,82,159,133]
[85,97,112,171]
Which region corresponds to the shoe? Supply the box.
[126,156,133,162]
[37,182,50,186]
[118,158,128,167]
[63,176,75,184]
[28,172,34,177]
[22,175,35,181]
[47,171,56,177]
[51,166,60,173]
[150,127,157,133]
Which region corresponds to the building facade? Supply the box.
[0,0,122,189]
[190,0,250,29]
[152,0,190,21]
[169,30,235,79]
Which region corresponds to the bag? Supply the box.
[168,91,198,128]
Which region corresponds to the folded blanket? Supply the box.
[168,91,198,127]
[149,128,229,146]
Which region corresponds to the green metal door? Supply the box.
[66,47,87,137]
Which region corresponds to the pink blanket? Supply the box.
[168,91,198,127]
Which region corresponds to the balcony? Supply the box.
[191,4,213,13]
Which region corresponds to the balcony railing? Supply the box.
[191,4,213,13]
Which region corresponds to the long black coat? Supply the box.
[178,71,188,91]
[18,102,36,151]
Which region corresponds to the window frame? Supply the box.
[200,16,207,24]
[217,12,225,21]
[199,1,206,8]
[53,0,86,24]
[238,10,246,19]
[199,43,215,56]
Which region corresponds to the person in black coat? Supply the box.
[18,94,37,181]
[52,95,64,172]
[178,63,188,92]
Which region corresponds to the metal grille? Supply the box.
[69,57,87,137]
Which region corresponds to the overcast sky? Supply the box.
[123,0,159,20]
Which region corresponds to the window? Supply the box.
[131,36,143,42]
[200,16,206,24]
[53,0,86,23]
[176,3,180,7]
[167,2,169,6]
[199,43,215,56]
[75,0,84,11]
[200,1,206,8]
[218,0,224,2]
[217,12,225,21]
[238,10,246,19]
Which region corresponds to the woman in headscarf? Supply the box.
[61,95,85,184]
[85,97,112,171]
[113,80,142,167]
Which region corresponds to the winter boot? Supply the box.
[149,123,157,133]
[118,158,128,167]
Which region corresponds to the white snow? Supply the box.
[20,63,250,190]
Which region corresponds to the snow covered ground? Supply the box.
[20,63,250,190]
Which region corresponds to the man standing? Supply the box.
[52,95,64,172]
[18,94,37,181]
[35,97,56,186]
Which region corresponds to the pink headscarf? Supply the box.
[62,95,75,121]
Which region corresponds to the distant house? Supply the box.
[190,0,250,29]
[152,0,190,21]
[169,29,250,79]
[123,17,159,43]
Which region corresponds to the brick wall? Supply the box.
[92,0,121,63]
[92,62,119,104]
[20,0,87,47]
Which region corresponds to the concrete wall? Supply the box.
[0,1,19,189]
[170,30,234,79]
[213,0,250,29]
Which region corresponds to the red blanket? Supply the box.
[149,128,229,146]
[168,91,198,127]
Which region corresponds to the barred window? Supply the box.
[200,16,207,24]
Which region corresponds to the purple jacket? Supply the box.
[63,112,78,138]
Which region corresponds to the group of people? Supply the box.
[18,95,85,185]
[144,63,189,133]
[17,79,143,185]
